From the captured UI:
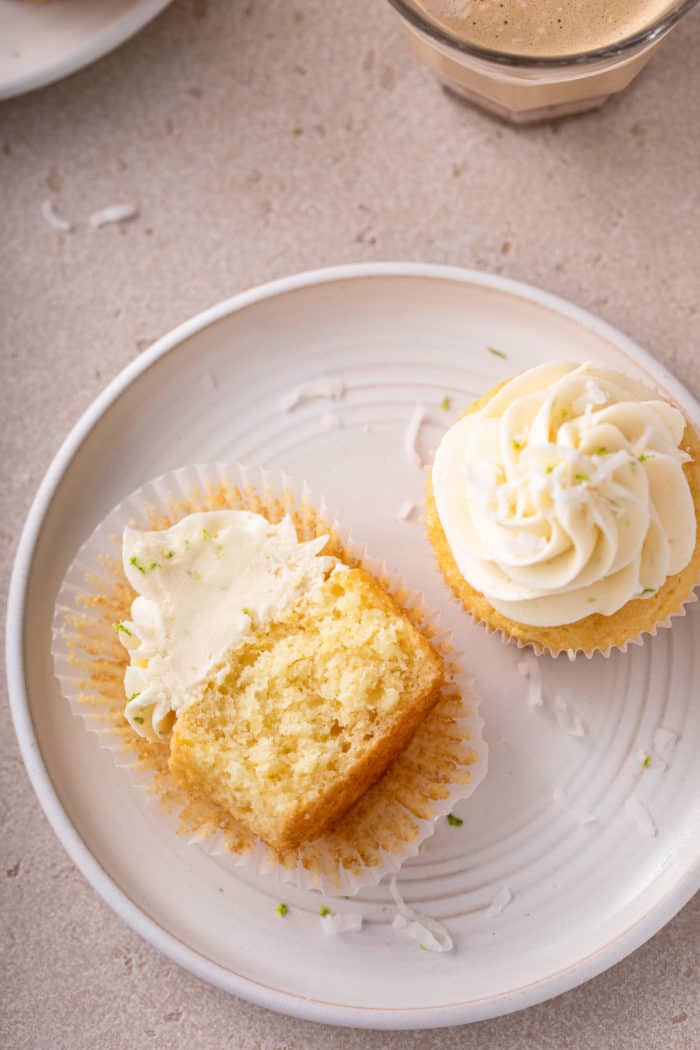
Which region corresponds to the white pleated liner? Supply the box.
[470,588,700,662]
[52,463,488,895]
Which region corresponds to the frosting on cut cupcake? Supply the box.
[117,510,340,738]
[432,362,696,627]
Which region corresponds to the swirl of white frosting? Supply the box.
[117,510,342,739]
[432,362,696,627]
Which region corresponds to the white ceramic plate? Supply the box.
[7,264,700,1029]
[0,0,173,100]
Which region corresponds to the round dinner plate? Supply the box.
[0,0,173,101]
[7,263,700,1029]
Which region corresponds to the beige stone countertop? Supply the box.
[2,1,700,1046]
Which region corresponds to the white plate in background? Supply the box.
[0,0,173,100]
[7,264,700,1028]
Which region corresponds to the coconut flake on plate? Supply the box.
[89,203,139,228]
[320,412,343,431]
[624,797,657,838]
[404,404,428,469]
[652,727,678,766]
[517,652,544,710]
[553,693,586,738]
[279,378,345,412]
[320,911,363,936]
[40,200,72,232]
[389,877,453,953]
[397,500,417,522]
[484,886,513,919]
[553,787,596,826]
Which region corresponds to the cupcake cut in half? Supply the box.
[118,510,443,851]
[427,361,700,656]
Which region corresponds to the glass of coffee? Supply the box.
[386,0,699,122]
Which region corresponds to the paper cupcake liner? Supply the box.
[53,463,487,895]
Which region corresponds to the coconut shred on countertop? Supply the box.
[432,362,696,627]
[116,510,343,739]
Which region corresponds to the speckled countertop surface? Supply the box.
[2,1,700,1047]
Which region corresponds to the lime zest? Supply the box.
[186,569,201,581]
[642,754,652,769]
[486,346,507,359]
[587,597,597,604]
[594,447,609,455]
[129,556,146,575]
[641,587,656,595]
[638,453,651,462]
[164,550,175,560]
[447,813,463,827]
[276,903,289,917]
[133,716,145,725]
[546,465,555,474]
[127,692,141,702]
[292,127,303,137]
[242,607,250,616]
[575,473,590,482]
[512,440,523,451]
[320,905,330,917]
[440,395,451,411]
[113,622,133,637]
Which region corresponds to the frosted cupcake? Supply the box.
[55,464,485,893]
[426,362,700,656]
[119,509,443,851]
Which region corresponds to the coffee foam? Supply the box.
[417,0,675,56]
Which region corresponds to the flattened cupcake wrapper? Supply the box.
[52,463,487,895]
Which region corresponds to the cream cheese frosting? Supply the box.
[432,362,696,627]
[117,510,341,738]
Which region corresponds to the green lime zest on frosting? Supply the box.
[546,465,555,474]
[638,453,651,462]
[186,569,201,581]
[320,905,330,917]
[641,587,656,595]
[292,127,303,137]
[149,561,159,571]
[561,408,569,419]
[642,754,652,769]
[113,622,133,636]
[440,395,451,411]
[486,346,507,359]
[242,607,250,616]
[594,447,609,455]
[129,556,147,575]
[276,903,289,917]
[587,597,597,603]
[512,440,523,451]
[133,716,145,725]
[419,944,427,951]
[164,550,175,560]
[127,692,141,702]
[447,813,463,827]
[575,473,590,482]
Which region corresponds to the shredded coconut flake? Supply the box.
[484,886,512,919]
[625,797,657,838]
[553,787,596,826]
[405,404,428,469]
[40,200,72,232]
[320,912,363,935]
[279,378,345,412]
[553,693,586,737]
[398,500,417,522]
[389,878,453,953]
[652,727,678,764]
[89,203,139,228]
[517,653,543,709]
[320,412,343,430]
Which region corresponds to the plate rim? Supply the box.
[0,0,174,101]
[6,261,700,1029]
